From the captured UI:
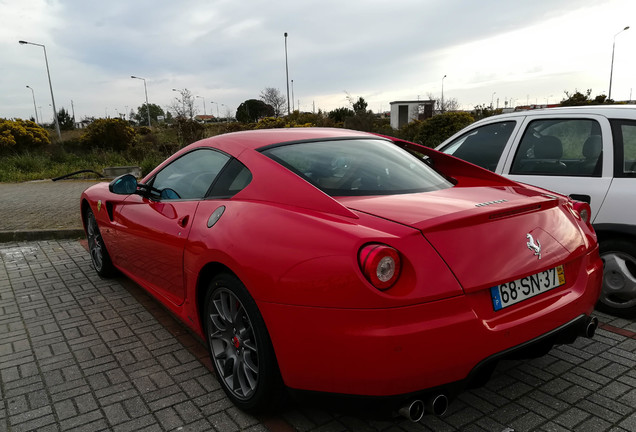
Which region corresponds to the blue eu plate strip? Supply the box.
[490,286,502,311]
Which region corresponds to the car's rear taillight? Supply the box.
[572,201,593,228]
[358,244,401,290]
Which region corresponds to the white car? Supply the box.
[437,105,636,317]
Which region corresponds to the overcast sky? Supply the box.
[2,0,635,122]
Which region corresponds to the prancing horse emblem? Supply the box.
[526,233,541,259]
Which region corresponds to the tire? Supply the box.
[596,239,636,318]
[85,208,116,278]
[204,273,284,413]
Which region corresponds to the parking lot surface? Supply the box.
[1,239,635,432]
[1,180,636,431]
[0,180,98,242]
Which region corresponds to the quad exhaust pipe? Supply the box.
[398,316,597,423]
[398,394,448,422]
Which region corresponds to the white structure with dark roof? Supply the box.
[389,99,435,129]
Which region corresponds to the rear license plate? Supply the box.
[490,265,565,311]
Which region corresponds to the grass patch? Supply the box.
[0,151,141,182]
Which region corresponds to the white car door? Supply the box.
[594,118,636,226]
[500,114,613,222]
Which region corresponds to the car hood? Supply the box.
[337,186,586,292]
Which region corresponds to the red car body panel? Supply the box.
[260,249,601,395]
[80,128,602,399]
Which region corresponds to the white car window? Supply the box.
[510,119,603,177]
[613,120,636,175]
[441,121,516,171]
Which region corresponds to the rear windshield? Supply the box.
[262,138,453,196]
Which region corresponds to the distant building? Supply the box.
[389,100,435,129]
[194,114,216,123]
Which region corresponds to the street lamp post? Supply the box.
[284,32,290,115]
[19,40,61,139]
[491,92,496,109]
[291,79,295,112]
[441,75,447,112]
[211,101,220,120]
[608,26,630,102]
[131,75,151,126]
[196,96,207,115]
[221,104,229,123]
[26,85,39,124]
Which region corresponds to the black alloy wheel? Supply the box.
[85,208,115,277]
[204,274,284,413]
[597,239,636,318]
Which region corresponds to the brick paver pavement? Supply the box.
[1,179,636,431]
[1,240,635,432]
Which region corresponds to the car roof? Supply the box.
[190,127,380,156]
[476,105,636,123]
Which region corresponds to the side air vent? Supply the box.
[106,202,115,221]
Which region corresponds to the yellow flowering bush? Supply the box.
[0,118,50,154]
[254,117,315,129]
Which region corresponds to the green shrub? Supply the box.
[371,118,394,136]
[81,118,136,151]
[286,111,332,127]
[217,122,252,134]
[0,118,50,155]
[140,154,166,177]
[344,112,375,132]
[174,118,205,145]
[414,112,475,148]
[395,119,424,142]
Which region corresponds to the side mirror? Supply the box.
[109,174,138,195]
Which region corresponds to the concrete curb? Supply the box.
[0,228,85,243]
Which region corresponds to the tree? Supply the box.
[328,107,354,123]
[560,89,608,106]
[57,107,74,130]
[426,92,459,113]
[341,95,374,132]
[472,104,500,120]
[260,87,287,117]
[236,99,274,123]
[170,88,196,119]
[134,103,165,126]
[352,97,368,114]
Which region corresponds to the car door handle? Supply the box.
[178,215,190,227]
[569,194,591,204]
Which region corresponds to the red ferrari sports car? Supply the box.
[81,128,602,421]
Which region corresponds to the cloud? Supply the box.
[2,0,634,120]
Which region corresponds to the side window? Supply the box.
[209,158,253,197]
[152,149,230,200]
[441,121,516,171]
[510,118,602,177]
[611,119,636,177]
